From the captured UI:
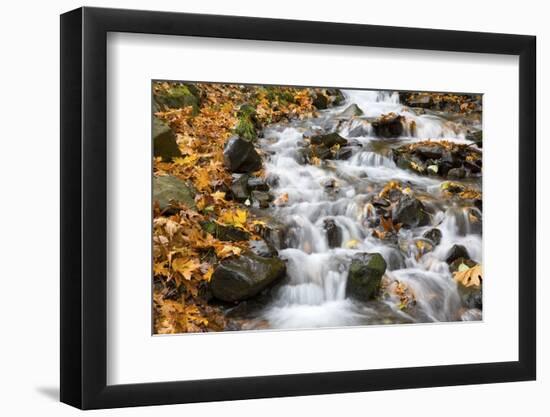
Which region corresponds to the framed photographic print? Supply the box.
[60,6,536,409]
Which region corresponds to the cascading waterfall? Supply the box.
[252,89,482,329]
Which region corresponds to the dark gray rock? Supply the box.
[153,117,181,161]
[247,177,270,192]
[445,244,470,264]
[210,252,286,302]
[372,114,404,138]
[312,144,332,160]
[346,253,387,301]
[447,167,466,179]
[415,145,445,160]
[223,135,262,173]
[323,219,342,248]
[200,221,250,242]
[334,146,353,160]
[394,196,430,228]
[312,93,329,110]
[251,190,273,208]
[309,132,348,148]
[230,174,249,202]
[153,175,196,211]
[423,228,442,246]
[326,88,345,106]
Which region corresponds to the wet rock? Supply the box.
[372,113,404,138]
[248,239,278,257]
[445,244,470,264]
[447,167,466,179]
[346,253,387,301]
[338,104,364,118]
[200,221,250,242]
[153,117,181,161]
[223,135,262,173]
[394,195,430,228]
[312,144,333,160]
[423,228,442,246]
[261,220,287,250]
[334,146,353,160]
[251,190,273,208]
[247,176,270,192]
[326,88,345,106]
[415,145,445,160]
[312,93,329,110]
[323,219,342,248]
[210,252,286,302]
[153,175,196,211]
[309,132,348,148]
[230,174,249,202]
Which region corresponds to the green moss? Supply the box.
[234,116,257,141]
[155,84,200,115]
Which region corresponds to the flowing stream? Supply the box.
[248,90,482,330]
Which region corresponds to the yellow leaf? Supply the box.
[453,264,482,288]
[203,266,214,282]
[172,258,200,280]
[211,191,226,202]
[153,262,170,277]
[345,239,359,248]
[194,170,211,191]
[216,244,242,258]
[218,209,248,229]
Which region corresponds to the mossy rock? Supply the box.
[200,221,250,242]
[155,84,200,115]
[153,117,181,161]
[210,252,286,302]
[346,253,387,301]
[234,104,261,141]
[153,175,196,211]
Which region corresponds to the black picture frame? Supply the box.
[60,6,536,410]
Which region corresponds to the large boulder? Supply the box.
[210,252,286,302]
[223,135,263,173]
[372,113,404,138]
[394,196,430,228]
[346,253,387,301]
[153,175,196,210]
[153,117,181,161]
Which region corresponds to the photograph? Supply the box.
[152,81,483,334]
